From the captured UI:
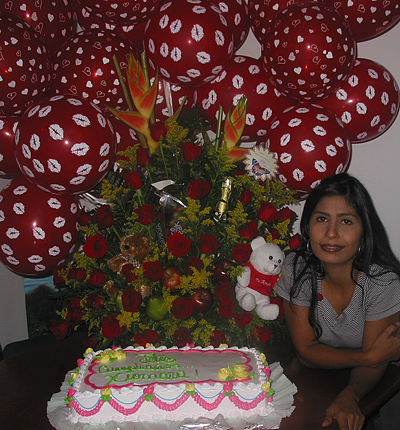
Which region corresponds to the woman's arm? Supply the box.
[322,365,387,430]
[283,299,400,369]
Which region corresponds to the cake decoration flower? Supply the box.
[185,383,196,396]
[101,388,112,402]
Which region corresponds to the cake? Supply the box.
[64,344,276,425]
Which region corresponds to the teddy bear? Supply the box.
[107,232,151,274]
[235,236,284,320]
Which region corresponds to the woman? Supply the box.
[274,173,400,430]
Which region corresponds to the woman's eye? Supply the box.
[316,216,327,222]
[341,219,353,225]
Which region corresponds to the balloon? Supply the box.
[15,95,116,195]
[0,0,76,54]
[267,104,351,193]
[153,78,196,120]
[51,29,135,111]
[0,11,53,117]
[261,1,357,103]
[143,0,235,87]
[249,0,303,44]
[0,116,21,177]
[72,0,147,53]
[0,175,79,276]
[75,0,161,26]
[320,58,400,143]
[210,0,251,52]
[323,0,400,42]
[195,55,293,141]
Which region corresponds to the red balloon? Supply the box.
[72,0,147,53]
[0,0,76,54]
[249,0,303,43]
[261,1,357,103]
[323,0,400,42]
[195,55,293,141]
[143,0,235,87]
[210,0,251,52]
[51,29,135,112]
[267,104,351,193]
[76,0,160,26]
[0,116,21,177]
[320,58,400,143]
[0,11,53,117]
[153,78,196,121]
[15,95,116,195]
[0,175,79,276]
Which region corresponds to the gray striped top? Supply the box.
[274,253,400,350]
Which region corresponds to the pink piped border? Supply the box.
[70,386,271,417]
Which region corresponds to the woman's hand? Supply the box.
[322,389,364,430]
[364,321,400,367]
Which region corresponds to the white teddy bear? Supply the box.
[235,236,285,320]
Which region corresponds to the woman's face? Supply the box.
[309,195,363,270]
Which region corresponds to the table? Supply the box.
[1,333,399,430]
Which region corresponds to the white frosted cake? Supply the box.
[64,344,276,424]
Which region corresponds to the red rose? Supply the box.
[269,228,281,240]
[171,297,194,319]
[134,329,160,347]
[218,298,235,318]
[234,311,253,327]
[86,293,104,309]
[143,261,164,282]
[239,188,252,205]
[214,279,233,299]
[289,233,303,250]
[232,243,251,264]
[121,263,138,283]
[76,209,91,226]
[251,326,271,343]
[101,316,124,340]
[187,179,211,200]
[122,288,143,312]
[66,306,84,325]
[50,319,69,340]
[257,201,278,223]
[209,329,227,347]
[239,221,258,241]
[199,234,219,255]
[70,297,83,308]
[185,256,203,275]
[53,268,65,287]
[149,120,167,141]
[67,267,87,282]
[134,204,156,225]
[270,296,284,321]
[87,268,108,287]
[93,205,114,229]
[136,147,150,166]
[167,232,191,258]
[179,142,203,162]
[173,327,193,347]
[124,170,142,190]
[83,233,107,258]
[276,207,297,222]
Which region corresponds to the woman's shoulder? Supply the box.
[362,264,400,287]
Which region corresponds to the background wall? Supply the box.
[1,21,399,349]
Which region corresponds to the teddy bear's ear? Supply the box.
[251,236,266,250]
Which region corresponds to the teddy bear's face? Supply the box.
[120,234,151,262]
[250,244,284,276]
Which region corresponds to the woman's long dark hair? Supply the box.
[291,173,400,338]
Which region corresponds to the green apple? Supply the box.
[146,296,168,321]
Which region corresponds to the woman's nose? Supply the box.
[325,222,339,238]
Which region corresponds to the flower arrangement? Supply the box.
[51,54,299,350]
